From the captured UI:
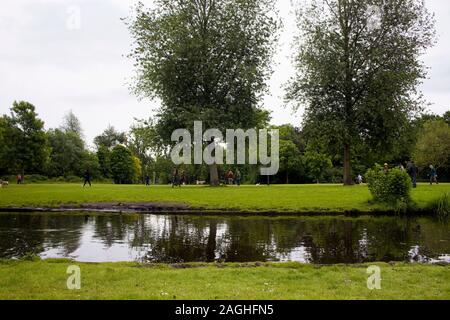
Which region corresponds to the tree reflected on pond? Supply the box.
[0,213,448,264]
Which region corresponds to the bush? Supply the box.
[427,192,450,221]
[366,165,412,208]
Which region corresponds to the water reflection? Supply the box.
[0,213,449,264]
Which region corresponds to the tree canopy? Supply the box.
[127,0,279,185]
[413,119,450,169]
[1,101,50,175]
[286,0,435,185]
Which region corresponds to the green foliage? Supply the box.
[303,151,333,184]
[286,0,435,184]
[97,146,112,178]
[127,0,279,186]
[1,101,50,175]
[366,165,412,208]
[47,129,85,177]
[132,156,142,183]
[127,0,279,135]
[80,151,101,179]
[443,111,450,127]
[127,119,160,179]
[279,140,302,184]
[0,116,7,174]
[413,120,450,169]
[110,145,136,184]
[61,110,83,137]
[427,192,450,221]
[94,125,126,150]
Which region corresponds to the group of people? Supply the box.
[386,162,438,188]
[225,169,242,186]
[356,162,439,188]
[171,167,187,188]
[170,167,243,187]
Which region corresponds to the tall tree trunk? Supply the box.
[209,163,219,186]
[343,143,353,186]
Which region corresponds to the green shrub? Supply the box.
[366,165,412,208]
[427,192,450,221]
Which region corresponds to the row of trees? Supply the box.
[0,102,141,184]
[1,0,449,184]
[1,100,448,184]
[126,0,443,186]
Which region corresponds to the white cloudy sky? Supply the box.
[0,0,449,146]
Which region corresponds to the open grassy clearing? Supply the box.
[0,183,449,213]
[0,259,448,300]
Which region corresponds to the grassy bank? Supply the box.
[0,259,448,300]
[1,183,450,213]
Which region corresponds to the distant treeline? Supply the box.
[0,101,449,184]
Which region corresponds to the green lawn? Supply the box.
[0,183,449,213]
[0,260,448,300]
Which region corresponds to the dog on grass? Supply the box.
[0,181,9,188]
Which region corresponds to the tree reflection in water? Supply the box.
[0,213,448,264]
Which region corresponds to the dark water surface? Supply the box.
[0,213,449,264]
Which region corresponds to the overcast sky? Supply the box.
[1,0,449,146]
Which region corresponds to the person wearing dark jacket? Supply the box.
[408,162,418,188]
[83,169,92,187]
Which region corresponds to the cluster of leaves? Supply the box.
[366,165,412,209]
[413,119,450,169]
[286,0,436,184]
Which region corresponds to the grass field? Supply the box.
[0,183,449,213]
[0,259,448,300]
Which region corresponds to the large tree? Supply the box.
[47,129,85,177]
[1,101,50,175]
[61,110,83,137]
[127,0,278,185]
[110,145,137,184]
[127,119,160,179]
[94,125,127,150]
[286,0,435,185]
[0,116,7,175]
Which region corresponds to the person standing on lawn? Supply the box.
[226,169,234,185]
[408,162,418,188]
[180,170,186,186]
[429,165,438,185]
[171,167,179,188]
[235,168,242,186]
[83,169,92,187]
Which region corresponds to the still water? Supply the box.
[0,213,449,264]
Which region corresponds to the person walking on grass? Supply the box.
[171,167,179,188]
[83,169,92,187]
[145,175,150,186]
[235,168,242,186]
[429,165,438,185]
[357,174,363,185]
[180,170,186,186]
[408,161,418,188]
[17,174,22,184]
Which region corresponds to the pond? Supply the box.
[0,213,449,264]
